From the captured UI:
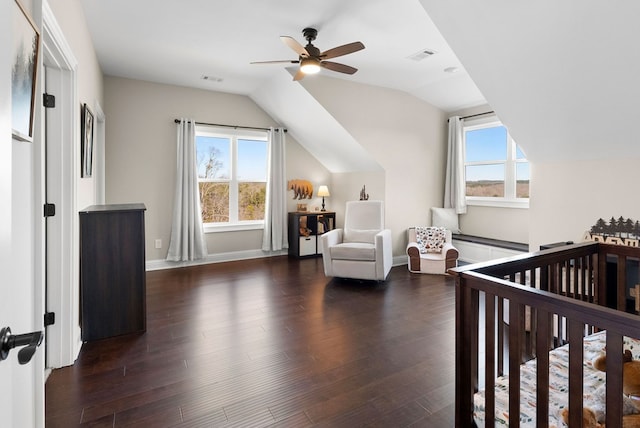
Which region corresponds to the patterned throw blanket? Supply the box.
[473,331,640,427]
[415,226,446,253]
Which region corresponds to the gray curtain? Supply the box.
[167,119,208,261]
[262,127,288,251]
[444,116,467,214]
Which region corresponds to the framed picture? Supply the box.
[11,0,40,142]
[81,104,94,177]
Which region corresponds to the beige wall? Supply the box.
[285,135,332,214]
[300,77,447,256]
[104,77,330,261]
[530,158,640,251]
[329,172,386,229]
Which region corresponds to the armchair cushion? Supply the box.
[344,228,379,244]
[415,226,447,253]
[330,242,376,261]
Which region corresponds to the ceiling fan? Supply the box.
[251,27,365,81]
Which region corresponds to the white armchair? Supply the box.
[320,200,393,281]
[406,227,458,274]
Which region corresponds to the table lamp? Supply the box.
[317,185,330,211]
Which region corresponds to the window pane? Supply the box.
[238,139,267,181]
[516,162,530,198]
[196,136,230,179]
[466,164,504,197]
[465,126,507,162]
[516,145,526,160]
[238,182,266,221]
[199,182,229,223]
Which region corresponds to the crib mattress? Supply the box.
[473,331,640,427]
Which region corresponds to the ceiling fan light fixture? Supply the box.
[300,58,321,74]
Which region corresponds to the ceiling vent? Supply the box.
[201,75,223,83]
[407,49,437,61]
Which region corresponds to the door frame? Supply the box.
[40,0,80,369]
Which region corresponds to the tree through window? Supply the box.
[195,126,268,227]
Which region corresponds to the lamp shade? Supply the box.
[300,58,321,74]
[317,185,330,197]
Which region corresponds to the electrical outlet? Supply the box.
[155,239,162,249]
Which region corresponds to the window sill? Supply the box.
[466,197,529,209]
[204,221,264,233]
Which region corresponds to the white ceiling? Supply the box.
[80,0,486,113]
[420,1,640,163]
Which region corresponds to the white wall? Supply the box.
[299,76,447,256]
[104,77,331,261]
[459,206,529,244]
[530,158,640,251]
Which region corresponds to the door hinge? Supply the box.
[44,312,55,327]
[43,93,56,108]
[44,203,56,218]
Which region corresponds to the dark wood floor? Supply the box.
[45,256,456,427]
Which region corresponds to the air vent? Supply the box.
[201,75,223,83]
[407,49,437,62]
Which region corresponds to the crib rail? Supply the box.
[451,241,640,428]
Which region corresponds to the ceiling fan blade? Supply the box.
[321,42,365,60]
[293,68,306,81]
[281,36,309,57]
[320,61,358,75]
[250,60,300,65]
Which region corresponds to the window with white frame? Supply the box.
[464,118,529,208]
[195,125,268,230]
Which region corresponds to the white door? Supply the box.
[0,0,15,418]
[1,1,44,425]
[1,0,19,421]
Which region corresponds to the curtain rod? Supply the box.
[173,119,286,132]
[447,110,495,122]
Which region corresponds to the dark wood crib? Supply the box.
[450,241,640,427]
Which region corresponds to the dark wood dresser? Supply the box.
[79,203,146,341]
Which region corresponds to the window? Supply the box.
[195,125,268,231]
[464,118,529,208]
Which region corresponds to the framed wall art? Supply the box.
[81,103,94,177]
[11,0,40,142]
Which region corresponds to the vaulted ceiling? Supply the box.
[81,0,485,113]
[81,0,639,167]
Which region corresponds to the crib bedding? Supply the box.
[473,331,640,427]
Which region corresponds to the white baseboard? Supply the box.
[146,249,289,271]
[147,251,407,271]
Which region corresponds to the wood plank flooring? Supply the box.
[45,256,455,427]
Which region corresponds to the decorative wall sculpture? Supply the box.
[287,179,313,200]
[583,216,640,247]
